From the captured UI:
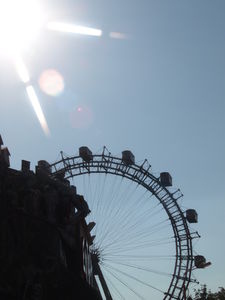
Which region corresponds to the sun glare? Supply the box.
[0,2,105,136]
[15,56,30,83]
[47,22,102,37]
[26,85,50,136]
[0,0,45,56]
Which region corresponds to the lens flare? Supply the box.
[15,56,30,83]
[26,85,50,136]
[47,22,102,37]
[109,32,128,40]
[39,69,64,97]
[70,105,94,129]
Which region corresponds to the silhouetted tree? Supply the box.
[192,285,225,300]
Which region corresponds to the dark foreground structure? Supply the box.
[0,136,101,300]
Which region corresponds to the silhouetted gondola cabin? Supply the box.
[186,209,198,223]
[195,255,206,268]
[122,150,135,165]
[79,146,93,162]
[160,172,172,187]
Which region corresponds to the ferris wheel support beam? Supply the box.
[92,254,113,300]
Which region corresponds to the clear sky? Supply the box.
[0,0,225,298]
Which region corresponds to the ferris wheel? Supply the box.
[50,146,203,300]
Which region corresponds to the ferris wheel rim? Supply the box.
[50,150,194,300]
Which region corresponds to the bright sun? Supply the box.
[0,0,45,56]
[0,0,105,136]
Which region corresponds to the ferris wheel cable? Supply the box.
[104,219,171,247]
[96,174,107,215]
[102,260,173,277]
[101,236,174,251]
[90,175,102,219]
[99,227,173,255]
[95,197,166,246]
[95,175,123,232]
[101,219,170,252]
[91,175,108,236]
[102,266,147,300]
[101,242,174,259]
[99,240,174,255]
[92,178,139,244]
[105,176,138,222]
[88,172,102,209]
[101,239,174,255]
[101,255,173,267]
[97,177,130,238]
[116,217,170,244]
[110,205,164,241]
[102,238,175,254]
[105,187,161,229]
[102,258,176,263]
[82,173,87,198]
[97,224,169,254]
[101,241,172,258]
[100,229,173,257]
[103,253,175,259]
[112,205,165,242]
[87,174,93,206]
[90,172,103,211]
[105,182,139,230]
[101,188,157,239]
[90,174,102,206]
[103,272,126,300]
[103,263,165,294]
[96,172,107,211]
[96,187,150,242]
[102,255,176,262]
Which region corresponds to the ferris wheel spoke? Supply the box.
[102,260,172,277]
[91,175,108,236]
[103,236,174,252]
[96,175,123,234]
[103,253,175,261]
[117,219,170,246]
[102,265,147,300]
[97,177,125,239]
[104,192,162,236]
[102,238,174,256]
[95,174,107,214]
[103,272,126,300]
[101,190,154,241]
[103,263,165,295]
[99,176,137,236]
[101,219,170,252]
[94,181,134,243]
[110,205,165,243]
[97,225,173,257]
[96,198,166,248]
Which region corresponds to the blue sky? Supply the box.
[0,0,225,298]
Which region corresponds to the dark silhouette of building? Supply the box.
[0,135,101,300]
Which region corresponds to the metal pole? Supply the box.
[92,254,113,300]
